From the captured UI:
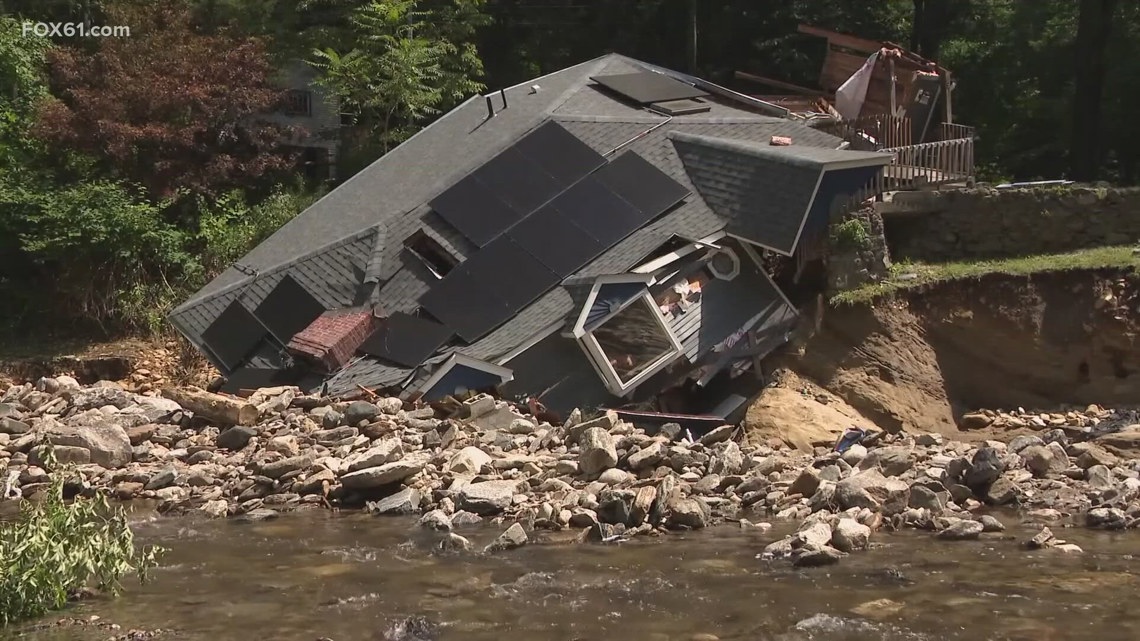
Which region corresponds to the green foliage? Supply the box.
[831,218,872,252]
[310,0,487,157]
[0,458,162,625]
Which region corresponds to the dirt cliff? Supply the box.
[752,268,1139,443]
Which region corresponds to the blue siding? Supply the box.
[802,165,884,238]
[422,365,507,401]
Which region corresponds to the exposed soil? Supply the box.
[764,268,1140,440]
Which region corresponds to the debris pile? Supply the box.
[3,378,1140,562]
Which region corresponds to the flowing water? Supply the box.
[6,509,1140,641]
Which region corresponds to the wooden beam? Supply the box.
[941,70,954,124]
[734,70,830,97]
[798,24,883,54]
[888,57,897,115]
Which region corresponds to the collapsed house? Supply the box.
[169,53,897,424]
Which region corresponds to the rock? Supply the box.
[835,469,909,514]
[979,515,1005,532]
[419,510,452,531]
[1009,435,1044,453]
[937,519,984,540]
[850,598,905,620]
[959,412,994,430]
[831,518,871,553]
[915,433,944,447]
[450,511,483,527]
[629,486,657,526]
[566,410,618,444]
[199,499,230,519]
[665,496,710,529]
[457,480,525,515]
[340,457,427,489]
[1087,507,1127,530]
[144,468,178,491]
[343,401,380,425]
[446,446,492,476]
[1055,543,1084,554]
[0,417,31,435]
[30,444,91,467]
[508,419,537,435]
[841,444,868,466]
[1086,464,1114,489]
[1025,527,1055,550]
[983,477,1019,505]
[627,442,665,471]
[1020,444,1066,478]
[235,509,279,523]
[1074,444,1118,470]
[484,523,528,553]
[367,488,422,515]
[439,533,473,552]
[260,455,312,479]
[216,426,257,451]
[598,468,630,486]
[965,447,1006,491]
[699,425,734,446]
[346,439,404,472]
[907,484,945,513]
[578,427,618,477]
[859,445,914,477]
[793,545,845,567]
[568,509,600,528]
[788,468,821,498]
[45,421,132,469]
[707,441,744,476]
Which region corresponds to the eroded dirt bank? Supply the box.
[768,268,1139,439]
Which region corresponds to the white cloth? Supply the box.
[835,52,879,120]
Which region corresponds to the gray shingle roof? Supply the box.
[173,53,846,394]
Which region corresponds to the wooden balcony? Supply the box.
[816,116,976,190]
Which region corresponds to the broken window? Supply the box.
[283,90,313,117]
[589,297,677,386]
[404,230,458,279]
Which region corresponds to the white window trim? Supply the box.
[708,247,741,281]
[413,353,514,398]
[567,273,657,339]
[580,293,683,396]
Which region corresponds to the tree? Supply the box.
[33,1,295,198]
[310,0,487,158]
[1070,0,1117,181]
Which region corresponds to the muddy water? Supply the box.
[7,511,1140,641]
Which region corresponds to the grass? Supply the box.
[831,245,1140,306]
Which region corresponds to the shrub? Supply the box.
[831,218,872,252]
[0,463,161,625]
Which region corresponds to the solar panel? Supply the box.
[595,151,690,220]
[254,275,326,344]
[418,269,513,343]
[459,236,560,311]
[591,72,709,105]
[358,312,453,367]
[551,176,643,246]
[201,300,269,371]
[472,147,562,215]
[507,203,603,277]
[429,175,522,247]
[513,121,607,186]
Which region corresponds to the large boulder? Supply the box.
[578,427,618,477]
[43,418,132,469]
[858,445,915,477]
[446,447,492,476]
[457,480,526,515]
[835,469,909,514]
[830,518,871,552]
[707,440,744,476]
[340,456,428,489]
[343,401,380,426]
[964,447,1006,491]
[665,495,710,529]
[345,439,404,472]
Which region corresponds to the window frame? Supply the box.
[403,230,459,279]
[282,89,313,117]
[579,292,683,395]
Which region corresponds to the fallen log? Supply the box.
[160,386,260,426]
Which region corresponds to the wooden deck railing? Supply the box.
[881,137,974,187]
[816,114,913,150]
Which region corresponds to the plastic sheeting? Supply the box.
[835,52,879,120]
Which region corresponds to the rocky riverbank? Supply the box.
[3,377,1139,565]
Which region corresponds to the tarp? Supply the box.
[835,52,879,120]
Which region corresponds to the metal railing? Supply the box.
[881,136,974,188]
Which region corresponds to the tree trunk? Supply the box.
[911,0,952,60]
[1071,0,1117,181]
[161,386,260,426]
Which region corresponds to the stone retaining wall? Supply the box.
[882,187,1140,262]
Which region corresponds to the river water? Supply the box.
[6,509,1140,641]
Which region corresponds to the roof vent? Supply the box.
[649,98,711,116]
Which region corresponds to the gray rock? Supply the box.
[367,488,422,515]
[30,444,91,467]
[144,467,178,491]
[597,468,630,486]
[340,456,427,489]
[1025,526,1055,550]
[45,420,132,469]
[419,509,452,531]
[665,496,710,529]
[965,447,1006,491]
[830,519,871,553]
[569,509,600,528]
[627,442,665,471]
[344,401,380,426]
[1074,444,1118,470]
[596,491,634,525]
[449,511,484,527]
[983,477,1019,505]
[235,509,279,523]
[508,419,537,435]
[979,515,1005,532]
[447,446,492,476]
[321,411,344,429]
[345,439,404,472]
[0,417,30,435]
[1087,464,1115,489]
[260,455,313,479]
[841,444,868,466]
[699,425,734,446]
[835,469,909,514]
[1009,435,1044,453]
[484,523,528,553]
[908,484,945,513]
[708,440,744,476]
[566,410,618,444]
[578,427,618,477]
[1087,507,1127,530]
[860,445,915,477]
[789,468,822,498]
[216,426,257,451]
[1021,444,1066,478]
[457,480,525,515]
[793,544,845,567]
[937,519,984,540]
[439,533,473,552]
